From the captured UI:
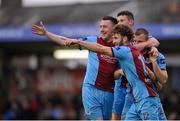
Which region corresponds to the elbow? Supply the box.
[160,80,167,84]
[159,76,168,84]
[154,39,160,47]
[149,37,160,47]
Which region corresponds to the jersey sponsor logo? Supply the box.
[100,54,118,64]
[144,78,152,84]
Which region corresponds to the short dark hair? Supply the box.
[117,11,134,20]
[102,16,118,25]
[135,28,149,40]
[112,24,134,41]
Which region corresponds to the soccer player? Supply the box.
[32,16,119,120]
[134,28,168,120]
[65,24,163,120]
[32,14,159,120]
[112,11,160,120]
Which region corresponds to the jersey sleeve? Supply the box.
[79,36,97,50]
[157,53,166,70]
[111,46,130,59]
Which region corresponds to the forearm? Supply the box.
[46,31,70,45]
[78,41,112,56]
[152,62,168,84]
[146,66,157,81]
[148,37,160,47]
[157,81,163,90]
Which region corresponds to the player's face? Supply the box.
[134,34,146,44]
[112,33,123,46]
[100,20,114,40]
[117,15,133,28]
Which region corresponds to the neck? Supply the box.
[123,40,129,46]
[103,36,113,42]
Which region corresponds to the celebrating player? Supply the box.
[32,16,118,120]
[65,24,165,120]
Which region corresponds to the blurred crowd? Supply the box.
[0,68,84,120]
[159,1,180,23]
[0,66,179,120]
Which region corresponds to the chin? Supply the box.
[101,36,106,40]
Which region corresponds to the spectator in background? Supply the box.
[161,1,180,23]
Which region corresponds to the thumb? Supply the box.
[40,21,45,28]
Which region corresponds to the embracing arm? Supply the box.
[151,61,168,84]
[149,52,168,85]
[134,37,160,51]
[146,66,163,90]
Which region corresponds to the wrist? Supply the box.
[44,30,48,36]
[151,60,157,64]
[44,30,47,35]
[77,39,81,44]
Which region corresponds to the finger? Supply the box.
[148,50,153,55]
[31,27,40,32]
[32,31,43,35]
[40,21,45,29]
[65,41,70,46]
[64,41,68,45]
[32,29,42,34]
[32,24,41,29]
[32,25,42,31]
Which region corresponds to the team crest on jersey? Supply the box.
[143,112,149,120]
[85,109,91,115]
[115,46,121,50]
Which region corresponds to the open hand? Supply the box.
[32,21,46,36]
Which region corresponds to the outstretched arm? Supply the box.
[134,37,160,51]
[66,39,113,56]
[32,21,73,45]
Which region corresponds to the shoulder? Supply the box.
[158,53,166,59]
[81,36,98,42]
[157,52,166,64]
[113,46,130,51]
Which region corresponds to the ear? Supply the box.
[129,19,134,26]
[123,36,128,41]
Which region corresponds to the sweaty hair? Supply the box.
[112,24,134,41]
[102,16,118,25]
[117,11,134,20]
[135,28,149,41]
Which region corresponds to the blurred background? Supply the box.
[0,0,180,119]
